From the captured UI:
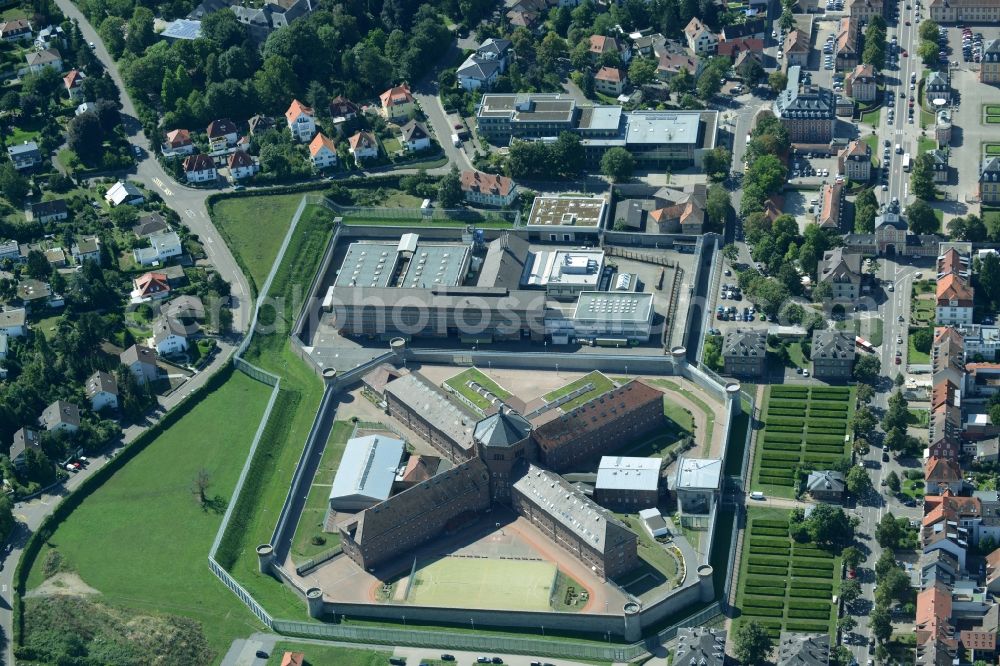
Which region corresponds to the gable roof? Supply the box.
[328,95,359,117]
[348,131,377,152]
[309,132,336,157]
[10,427,41,462]
[227,149,254,169]
[165,129,192,147]
[206,118,237,138]
[819,247,861,282]
[399,119,429,143]
[936,273,973,303]
[86,370,118,398]
[330,434,404,506]
[925,456,962,485]
[183,153,214,173]
[120,343,157,368]
[784,29,809,54]
[63,69,84,89]
[379,83,413,108]
[41,399,80,429]
[284,98,314,123]
[589,34,621,54]
[133,213,169,238]
[461,170,515,198]
[133,271,170,297]
[595,66,624,83]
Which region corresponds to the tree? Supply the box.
[705,184,730,229]
[703,147,732,181]
[906,198,939,234]
[805,503,853,547]
[853,354,881,383]
[670,67,694,95]
[919,20,941,41]
[537,32,567,72]
[734,620,773,666]
[768,70,788,93]
[67,112,104,164]
[870,604,892,644]
[876,512,904,549]
[600,147,635,182]
[842,546,864,571]
[696,69,722,99]
[741,59,765,86]
[26,250,50,281]
[721,243,739,262]
[253,55,299,114]
[192,468,211,507]
[885,426,907,453]
[629,57,658,86]
[201,10,247,49]
[851,406,877,435]
[854,188,879,233]
[886,470,901,492]
[778,8,795,31]
[846,465,873,496]
[552,132,584,178]
[838,616,857,633]
[875,548,898,579]
[126,6,155,54]
[912,326,933,354]
[918,38,939,67]
[862,22,886,69]
[0,163,29,205]
[978,253,1000,312]
[0,495,14,544]
[98,17,126,58]
[841,578,862,605]
[437,166,463,208]
[857,383,874,404]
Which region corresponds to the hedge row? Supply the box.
[749,566,789,577]
[809,408,848,417]
[793,568,832,578]
[807,400,848,410]
[790,588,826,598]
[771,387,809,396]
[762,452,801,462]
[766,416,807,427]
[755,519,790,528]
[789,600,834,611]
[793,548,834,558]
[762,442,802,452]
[805,434,847,444]
[765,424,805,433]
[808,425,848,434]
[810,387,850,396]
[791,581,833,591]
[794,563,834,573]
[743,597,785,608]
[759,477,795,486]
[787,609,832,620]
[745,586,786,596]
[751,537,791,547]
[741,607,784,618]
[786,621,831,633]
[750,527,790,537]
[809,418,849,429]
[769,408,806,417]
[748,556,789,567]
[763,432,805,443]
[802,456,844,466]
[759,465,796,475]
[768,400,808,409]
[751,547,792,556]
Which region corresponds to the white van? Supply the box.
[750,491,766,500]
[895,143,903,154]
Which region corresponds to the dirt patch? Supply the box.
[27,572,101,598]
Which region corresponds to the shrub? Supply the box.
[807,400,848,410]
[789,601,834,611]
[805,434,847,444]
[810,387,850,396]
[809,418,849,429]
[792,568,832,578]
[763,433,804,443]
[761,442,802,452]
[750,527,790,536]
[786,621,831,632]
[790,581,833,590]
[754,520,790,528]
[750,547,792,556]
[740,606,784,618]
[749,565,789,576]
[766,416,807,427]
[759,477,795,486]
[743,597,785,608]
[748,556,789,567]
[764,425,805,433]
[787,609,832,620]
[761,452,801,462]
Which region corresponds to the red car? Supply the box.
[895,356,902,365]
[848,569,857,579]
[902,49,908,56]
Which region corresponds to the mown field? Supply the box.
[735,509,842,638]
[751,385,855,498]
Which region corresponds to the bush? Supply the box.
[786,621,831,632]
[748,556,789,567]
[759,477,795,486]
[764,425,805,433]
[748,565,789,576]
[749,537,791,548]
[740,606,785,618]
[766,416,807,427]
[310,535,326,546]
[744,587,786,596]
[792,568,832,577]
[750,546,792,556]
[750,527,790,536]
[743,597,785,608]
[763,432,804,443]
[787,609,832,620]
[805,434,847,444]
[755,520,791,528]
[761,442,802,451]
[789,601,833,611]
[790,581,833,590]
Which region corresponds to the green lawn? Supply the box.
[617,513,681,585]
[266,642,392,666]
[917,137,937,156]
[31,314,62,341]
[381,137,402,154]
[735,508,842,639]
[647,378,717,455]
[210,193,308,291]
[23,371,272,659]
[986,104,1000,116]
[289,420,353,562]
[443,367,512,410]
[901,477,925,500]
[0,7,28,19]
[862,109,880,126]
[986,144,1000,156]
[544,370,615,410]
[786,341,808,369]
[342,216,514,228]
[835,317,884,346]
[9,126,40,145]
[986,116,1000,124]
[908,332,931,364]
[907,408,929,428]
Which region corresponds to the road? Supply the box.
[411,41,474,172]
[0,3,257,663]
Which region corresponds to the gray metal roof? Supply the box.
[778,632,831,666]
[385,373,476,450]
[596,456,660,492]
[161,18,202,39]
[329,434,404,506]
[625,111,701,145]
[806,470,845,493]
[674,627,727,666]
[334,239,471,289]
[722,328,767,358]
[811,329,855,360]
[474,410,531,448]
[573,291,653,324]
[675,457,722,490]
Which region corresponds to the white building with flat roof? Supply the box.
[639,507,670,538]
[675,457,722,516]
[522,249,605,300]
[595,456,661,508]
[549,291,654,344]
[525,195,607,242]
[329,434,406,511]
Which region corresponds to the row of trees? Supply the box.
[917,20,942,68]
[506,133,584,181]
[740,116,790,218]
[862,16,887,70]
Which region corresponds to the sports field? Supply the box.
[407,557,557,611]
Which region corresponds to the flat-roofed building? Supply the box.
[722,328,768,377]
[533,380,664,472]
[329,434,405,511]
[324,285,548,342]
[525,195,607,242]
[339,458,491,571]
[594,456,661,509]
[675,457,722,514]
[521,249,604,300]
[511,465,640,580]
[476,93,579,141]
[333,236,471,289]
[565,291,654,343]
[384,372,477,462]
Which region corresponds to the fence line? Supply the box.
[303,195,520,224]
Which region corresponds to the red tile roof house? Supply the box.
[161,129,196,157]
[182,153,217,183]
[62,69,85,100]
[347,131,378,165]
[227,149,258,180]
[925,456,963,495]
[379,83,415,122]
[309,132,338,170]
[328,95,359,123]
[460,170,517,207]
[594,66,627,96]
[131,271,171,302]
[284,98,316,142]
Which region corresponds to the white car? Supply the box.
[777,50,783,59]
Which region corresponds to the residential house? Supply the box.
[811,329,856,379]
[818,181,844,229]
[928,149,950,183]
[182,153,217,183]
[806,470,846,501]
[457,38,513,91]
[9,427,41,469]
[505,6,539,31]
[31,199,68,223]
[62,69,85,100]
[784,30,810,67]
[835,17,860,71]
[328,96,359,123]
[982,39,1000,84]
[847,0,887,22]
[150,316,189,355]
[0,240,18,262]
[717,37,764,60]
[818,247,862,301]
[206,118,239,151]
[650,184,707,234]
[720,19,767,41]
[733,48,766,82]
[982,157,1000,205]
[657,52,701,82]
[594,67,627,95]
[683,18,718,56]
[774,66,836,143]
[838,139,872,182]
[75,102,95,116]
[936,271,974,326]
[308,133,338,170]
[460,170,517,207]
[162,129,196,156]
[925,456,963,495]
[986,547,1000,593]
[120,344,159,385]
[631,33,665,59]
[348,131,378,165]
[71,236,101,265]
[104,180,144,206]
[23,48,61,74]
[40,399,80,433]
[164,294,205,321]
[921,549,960,590]
[133,213,169,238]
[379,84,415,122]
[7,142,42,171]
[279,653,305,666]
[16,279,52,309]
[284,99,316,142]
[845,63,877,102]
[915,581,958,666]
[131,271,171,301]
[589,35,631,63]
[722,328,768,377]
[399,120,431,152]
[0,308,27,337]
[85,370,119,412]
[247,114,274,136]
[0,19,32,42]
[133,231,182,266]
[33,25,63,49]
[227,149,258,180]
[926,71,952,102]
